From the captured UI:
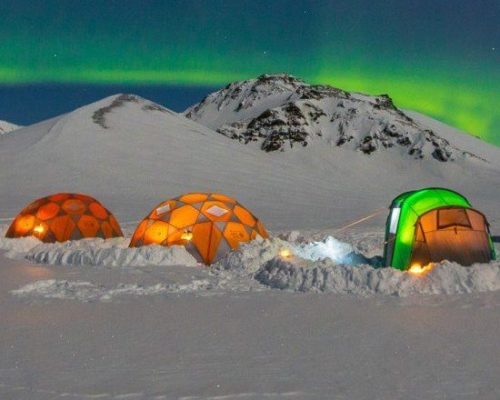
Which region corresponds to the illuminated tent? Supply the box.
[129,193,268,264]
[383,188,495,270]
[6,193,123,242]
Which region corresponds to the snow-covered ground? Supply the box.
[2,245,500,399]
[1,79,500,399]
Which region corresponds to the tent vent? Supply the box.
[206,205,228,217]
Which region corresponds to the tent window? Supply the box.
[389,208,401,234]
[438,208,471,229]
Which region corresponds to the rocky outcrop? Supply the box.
[185,74,474,161]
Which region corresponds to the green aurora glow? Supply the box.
[0,0,498,144]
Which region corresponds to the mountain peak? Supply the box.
[185,75,480,162]
[91,94,173,129]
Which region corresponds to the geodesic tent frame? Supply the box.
[6,193,123,242]
[129,192,268,264]
[383,188,496,270]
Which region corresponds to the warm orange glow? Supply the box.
[408,263,433,275]
[33,225,45,234]
[280,248,292,259]
[181,231,193,241]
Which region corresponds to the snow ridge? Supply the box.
[92,94,173,129]
[0,119,20,135]
[185,74,478,161]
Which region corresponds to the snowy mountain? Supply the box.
[1,92,499,232]
[0,119,20,135]
[1,83,499,400]
[185,74,480,162]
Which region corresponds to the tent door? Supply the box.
[410,207,492,267]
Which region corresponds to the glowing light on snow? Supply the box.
[292,236,354,264]
[279,248,293,259]
[408,263,433,275]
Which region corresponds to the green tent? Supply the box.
[383,188,496,270]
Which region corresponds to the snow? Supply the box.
[1,92,500,233]
[0,119,20,135]
[1,81,500,398]
[11,279,211,302]
[257,258,500,296]
[0,225,198,267]
[3,225,500,299]
[185,74,477,161]
[2,252,500,399]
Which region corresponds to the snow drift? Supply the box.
[216,236,500,297]
[5,225,499,299]
[256,257,500,296]
[0,226,198,267]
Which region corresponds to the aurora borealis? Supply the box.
[0,0,498,144]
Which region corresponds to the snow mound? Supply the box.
[185,74,479,161]
[3,225,500,298]
[214,236,292,274]
[11,278,211,302]
[215,235,380,273]
[256,257,500,297]
[215,235,500,297]
[0,232,198,267]
[24,240,198,267]
[0,234,43,259]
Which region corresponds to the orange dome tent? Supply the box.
[129,193,268,264]
[6,193,123,242]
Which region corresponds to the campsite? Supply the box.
[1,76,499,398]
[1,2,499,398]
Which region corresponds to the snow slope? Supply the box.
[1,92,499,232]
[0,119,20,135]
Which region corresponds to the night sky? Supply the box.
[1,0,498,144]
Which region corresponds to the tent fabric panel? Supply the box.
[36,202,60,221]
[223,222,251,249]
[101,221,113,239]
[143,221,170,245]
[77,215,100,238]
[89,202,108,220]
[50,216,76,242]
[178,193,209,204]
[419,210,438,233]
[410,230,492,266]
[466,209,488,231]
[437,208,470,229]
[192,222,213,264]
[169,205,200,229]
[233,205,256,227]
[130,219,149,245]
[207,225,223,264]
